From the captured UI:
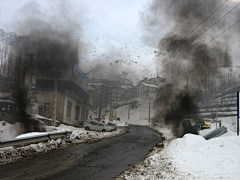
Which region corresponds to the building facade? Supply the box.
[124,87,137,100]
[137,82,158,97]
[36,60,90,126]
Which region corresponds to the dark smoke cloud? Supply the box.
[141,0,239,137]
[7,1,87,132]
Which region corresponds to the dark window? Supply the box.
[66,101,72,119]
[75,106,80,120]
[44,103,50,111]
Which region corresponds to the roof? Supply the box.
[141,82,157,88]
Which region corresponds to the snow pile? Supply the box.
[163,134,240,180]
[0,138,67,165]
[117,133,240,180]
[0,123,128,165]
[116,143,196,180]
[0,121,25,141]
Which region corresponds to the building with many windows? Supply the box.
[36,60,91,126]
[136,82,158,97]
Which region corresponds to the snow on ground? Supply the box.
[1,111,240,179]
[0,123,128,165]
[117,116,240,180]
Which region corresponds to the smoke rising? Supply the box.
[141,0,239,137]
[7,1,86,132]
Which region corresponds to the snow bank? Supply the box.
[117,143,196,180]
[0,124,128,165]
[0,138,67,165]
[118,132,240,180]
[163,134,206,153]
[163,134,240,180]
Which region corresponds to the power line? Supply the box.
[166,0,229,53]
[137,0,229,76]
[143,17,240,77]
[138,0,240,77]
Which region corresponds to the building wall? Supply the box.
[37,90,54,119]
[63,92,88,126]
[124,88,137,99]
[37,90,65,121]
[37,89,89,126]
[137,83,156,97]
[137,83,146,96]
[88,89,100,109]
[0,43,14,79]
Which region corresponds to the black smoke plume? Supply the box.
[141,0,238,137]
[8,1,85,132]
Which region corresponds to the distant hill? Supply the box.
[78,35,157,81]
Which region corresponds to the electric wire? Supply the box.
[138,1,240,77]
[137,0,229,76]
[143,17,240,77]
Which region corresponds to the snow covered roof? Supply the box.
[141,82,158,88]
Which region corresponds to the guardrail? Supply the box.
[0,130,73,148]
[203,126,227,140]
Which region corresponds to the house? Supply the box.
[36,60,90,126]
[0,30,91,126]
[124,87,137,100]
[148,77,166,84]
[137,82,158,97]
[89,79,127,105]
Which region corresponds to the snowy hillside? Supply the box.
[78,35,157,80]
[117,71,140,86]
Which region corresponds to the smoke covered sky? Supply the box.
[1,0,240,74]
[1,0,240,61]
[0,0,148,46]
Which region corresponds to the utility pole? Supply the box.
[128,104,130,119]
[147,97,153,123]
[110,87,113,116]
[136,110,141,120]
[52,68,58,127]
[121,105,122,118]
[98,84,103,122]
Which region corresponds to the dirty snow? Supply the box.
[117,116,240,180]
[0,123,128,165]
[1,114,240,179]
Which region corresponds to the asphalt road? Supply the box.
[0,125,163,180]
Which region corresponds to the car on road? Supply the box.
[107,122,117,131]
[84,121,115,132]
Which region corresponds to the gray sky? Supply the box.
[0,0,147,46]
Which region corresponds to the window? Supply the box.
[81,107,85,120]
[44,103,50,111]
[75,106,80,120]
[66,101,72,120]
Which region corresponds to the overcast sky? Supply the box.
[1,0,240,70]
[0,0,148,46]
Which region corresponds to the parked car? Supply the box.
[107,122,117,131]
[84,121,114,132]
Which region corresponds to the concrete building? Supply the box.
[137,82,158,97]
[124,87,137,99]
[36,60,90,126]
